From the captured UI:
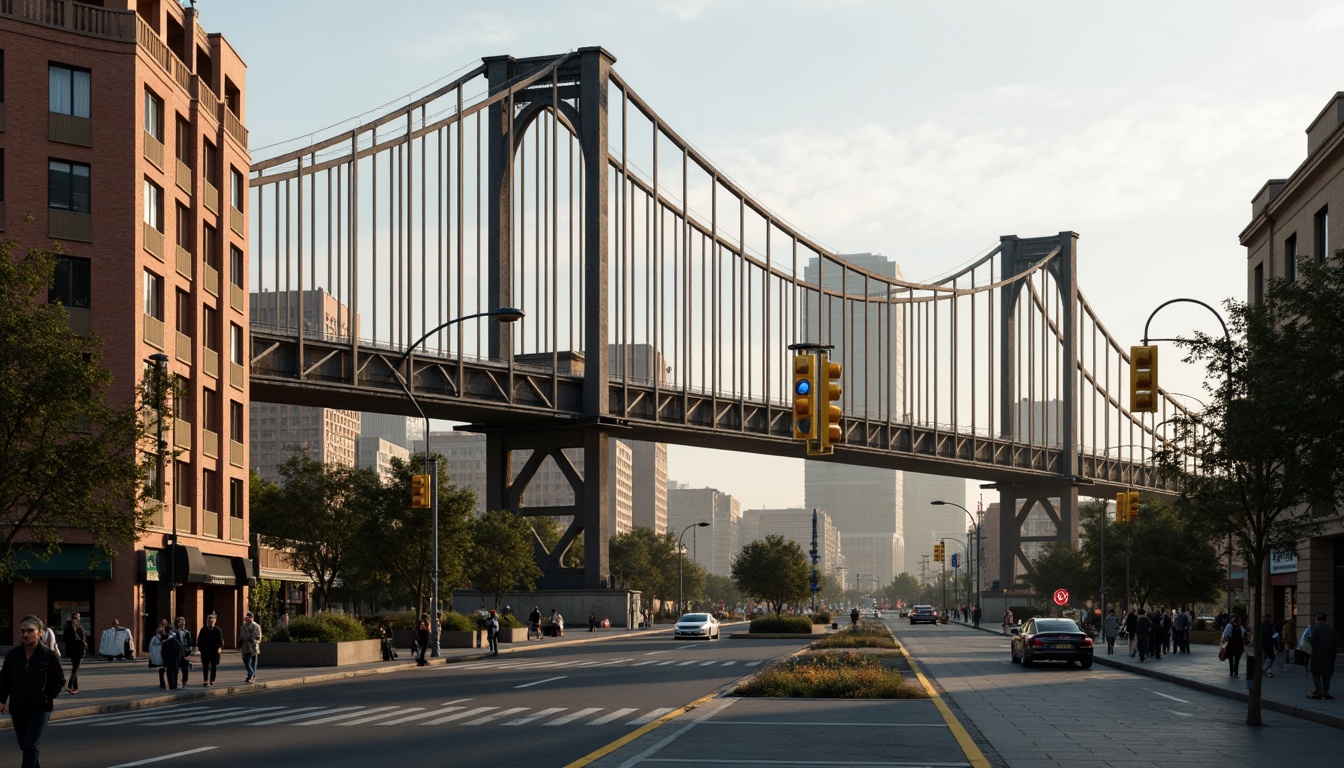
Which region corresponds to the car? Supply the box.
[1010,617,1095,668]
[910,605,938,625]
[673,612,720,640]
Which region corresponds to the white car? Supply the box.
[673,613,720,640]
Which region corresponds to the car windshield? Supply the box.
[679,614,710,623]
[1034,619,1080,633]
[915,606,934,612]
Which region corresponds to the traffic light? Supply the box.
[950,552,960,569]
[933,543,945,563]
[410,473,431,509]
[1130,345,1159,413]
[1127,491,1140,522]
[1115,491,1129,523]
[792,353,818,442]
[819,358,843,451]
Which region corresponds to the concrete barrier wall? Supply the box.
[259,639,381,666]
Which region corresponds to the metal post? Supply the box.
[678,522,709,615]
[148,352,172,625]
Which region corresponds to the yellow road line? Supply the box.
[563,692,717,768]
[898,638,991,768]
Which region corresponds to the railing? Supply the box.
[142,314,164,349]
[202,429,219,458]
[203,264,219,296]
[228,515,243,541]
[174,330,192,364]
[136,16,190,94]
[203,348,219,378]
[65,306,91,336]
[229,362,244,390]
[229,206,244,235]
[142,223,164,261]
[192,76,220,124]
[175,245,192,278]
[175,505,192,534]
[48,112,92,146]
[145,501,166,529]
[229,283,244,312]
[49,209,92,241]
[223,108,248,148]
[173,418,191,449]
[143,131,164,169]
[203,510,219,538]
[229,439,243,468]
[175,159,192,194]
[203,182,219,215]
[0,0,136,40]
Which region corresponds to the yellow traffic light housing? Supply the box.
[819,359,843,451]
[792,353,819,442]
[933,543,945,563]
[410,473,431,509]
[1127,491,1140,522]
[1115,491,1129,523]
[1130,345,1159,413]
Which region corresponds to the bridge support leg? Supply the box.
[993,483,1080,598]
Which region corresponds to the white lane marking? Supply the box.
[200,706,297,725]
[440,698,472,707]
[339,707,423,726]
[546,707,602,725]
[720,661,737,666]
[1169,710,1193,717]
[676,644,700,650]
[463,707,528,726]
[504,707,567,725]
[258,706,363,725]
[515,676,567,689]
[644,651,667,655]
[107,747,219,767]
[295,706,398,726]
[1146,689,1191,704]
[632,661,657,666]
[421,706,497,725]
[57,706,215,726]
[657,661,675,666]
[588,707,638,725]
[699,661,717,667]
[678,661,697,666]
[135,708,250,726]
[379,708,463,726]
[628,707,673,725]
[745,661,763,667]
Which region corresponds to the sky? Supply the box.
[211,0,1342,509]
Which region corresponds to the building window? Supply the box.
[175,289,192,337]
[49,64,91,118]
[229,400,243,442]
[144,270,164,320]
[175,115,191,166]
[174,460,192,507]
[144,179,164,232]
[1254,262,1264,306]
[49,256,91,309]
[1284,234,1298,282]
[48,160,90,212]
[202,469,218,513]
[230,166,244,211]
[203,388,218,432]
[176,204,192,250]
[144,88,163,142]
[1315,206,1329,264]
[230,245,244,288]
[229,477,244,520]
[203,305,219,352]
[230,323,244,365]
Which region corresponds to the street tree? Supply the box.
[531,515,585,568]
[609,527,701,611]
[1023,542,1090,611]
[1157,256,1344,726]
[884,573,923,606]
[467,509,543,611]
[731,535,810,616]
[0,239,149,581]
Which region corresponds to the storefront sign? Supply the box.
[143,550,160,582]
[1269,547,1299,574]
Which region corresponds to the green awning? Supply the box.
[13,545,112,580]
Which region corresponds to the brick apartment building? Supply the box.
[0,1,253,649]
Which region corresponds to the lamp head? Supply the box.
[930,500,945,506]
[148,353,169,365]
[697,522,710,528]
[490,307,525,323]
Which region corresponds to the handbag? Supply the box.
[1298,629,1313,655]
[1218,641,1228,661]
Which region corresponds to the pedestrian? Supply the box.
[173,617,193,688]
[159,624,182,690]
[1001,608,1014,634]
[0,616,65,768]
[1173,608,1191,654]
[1124,609,1138,657]
[850,607,861,627]
[238,611,262,683]
[196,614,223,687]
[1221,614,1247,678]
[63,613,86,695]
[553,609,565,637]
[528,606,543,640]
[37,624,59,660]
[378,622,396,661]
[1136,609,1152,662]
[972,604,981,629]
[1258,613,1278,679]
[98,618,134,661]
[485,609,500,656]
[1103,609,1119,655]
[148,626,166,688]
[588,611,597,632]
[1303,610,1338,700]
[414,615,430,666]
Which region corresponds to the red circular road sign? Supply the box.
[1053,589,1070,606]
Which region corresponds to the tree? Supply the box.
[467,509,542,610]
[884,573,923,606]
[609,526,695,611]
[250,452,381,611]
[0,239,149,582]
[731,535,810,616]
[1023,542,1090,611]
[1157,256,1344,726]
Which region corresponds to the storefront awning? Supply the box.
[139,545,208,584]
[13,546,111,580]
[202,554,257,587]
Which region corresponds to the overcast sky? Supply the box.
[213,0,1339,509]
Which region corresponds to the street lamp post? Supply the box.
[678,522,710,615]
[147,352,173,624]
[394,308,524,657]
[931,501,980,613]
[941,536,968,615]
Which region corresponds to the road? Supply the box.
[892,620,1342,767]
[46,632,800,768]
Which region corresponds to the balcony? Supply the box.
[174,331,192,365]
[203,181,220,215]
[228,515,244,541]
[173,417,192,450]
[229,206,244,235]
[176,245,192,278]
[143,223,164,261]
[203,510,220,538]
[143,131,164,170]
[176,160,193,195]
[145,502,166,529]
[143,314,165,349]
[175,505,192,534]
[229,283,244,313]
[229,439,244,468]
[204,264,220,296]
[66,307,92,336]
[49,209,92,242]
[224,108,248,149]
[203,348,219,378]
[203,429,219,458]
[229,361,244,391]
[49,112,92,147]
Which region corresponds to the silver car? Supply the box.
[673,613,720,640]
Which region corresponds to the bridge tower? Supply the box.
[480,49,616,589]
[992,232,1082,602]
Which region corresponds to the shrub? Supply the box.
[439,611,476,631]
[811,627,896,650]
[735,651,924,698]
[269,612,371,643]
[750,615,813,634]
[500,613,525,629]
[813,611,832,624]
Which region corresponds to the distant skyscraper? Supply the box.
[358,438,409,485]
[902,473,970,577]
[360,413,423,454]
[666,486,741,577]
[742,508,844,584]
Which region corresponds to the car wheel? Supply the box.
[1010,646,1020,664]
[1021,651,1034,667]
[1080,657,1093,669]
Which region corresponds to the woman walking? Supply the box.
[1103,610,1120,655]
[1222,614,1248,678]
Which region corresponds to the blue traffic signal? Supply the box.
[795,378,811,395]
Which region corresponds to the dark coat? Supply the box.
[196,625,224,660]
[160,633,183,667]
[63,621,87,661]
[1306,621,1338,675]
[0,645,65,716]
[1223,623,1246,655]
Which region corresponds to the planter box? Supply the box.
[497,627,529,643]
[1190,630,1223,645]
[441,630,487,648]
[260,639,381,667]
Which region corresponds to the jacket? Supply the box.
[1103,616,1119,639]
[239,620,262,656]
[196,625,225,658]
[99,626,133,658]
[1305,621,1339,674]
[1222,623,1247,654]
[148,635,164,667]
[161,633,183,665]
[485,616,500,637]
[0,645,65,716]
[63,621,86,661]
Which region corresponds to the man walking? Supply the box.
[196,614,223,687]
[0,616,65,768]
[528,606,543,640]
[63,613,85,694]
[485,609,500,656]
[972,604,981,629]
[1304,610,1338,700]
[238,612,262,683]
[1001,608,1014,634]
[1136,609,1152,662]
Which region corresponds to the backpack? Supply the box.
[1137,615,1152,634]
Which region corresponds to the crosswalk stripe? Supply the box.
[295,706,398,726]
[379,708,463,726]
[421,706,497,725]
[339,707,423,726]
[135,707,251,727]
[546,707,602,725]
[632,661,657,666]
[587,707,638,725]
[678,661,697,666]
[199,706,292,725]
[257,706,364,725]
[57,706,215,727]
[463,707,528,725]
[746,661,763,666]
[699,661,717,667]
[721,661,737,666]
[628,708,672,725]
[657,661,675,666]
[504,707,566,725]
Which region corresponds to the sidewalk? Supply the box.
[29,625,665,727]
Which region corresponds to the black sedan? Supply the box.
[1010,618,1094,668]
